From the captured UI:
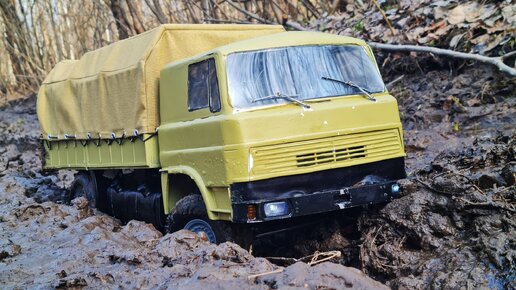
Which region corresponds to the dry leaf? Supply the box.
[448,5,466,25]
[449,33,465,48]
[467,98,481,107]
[502,5,516,27]
[470,34,490,45]
[464,3,481,23]
[485,20,507,33]
[478,4,498,21]
[484,34,506,53]
[433,7,446,20]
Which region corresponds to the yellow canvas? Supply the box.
[37,24,285,140]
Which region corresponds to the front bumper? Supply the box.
[230,157,405,223]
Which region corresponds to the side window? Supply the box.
[187,58,221,113]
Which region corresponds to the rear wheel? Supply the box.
[67,172,97,207]
[167,194,234,244]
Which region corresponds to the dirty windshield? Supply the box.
[226,45,385,109]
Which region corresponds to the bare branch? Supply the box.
[368,42,516,77]
[225,0,275,24]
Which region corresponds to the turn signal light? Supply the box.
[247,204,256,220]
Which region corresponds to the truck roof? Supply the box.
[215,31,367,55]
[165,31,369,69]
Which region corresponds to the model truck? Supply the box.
[37,24,406,244]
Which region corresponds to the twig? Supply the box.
[284,20,309,31]
[265,250,342,267]
[368,42,516,77]
[450,172,486,195]
[226,0,275,24]
[225,0,309,31]
[386,75,404,89]
[415,178,454,195]
[247,268,284,280]
[501,50,516,60]
[370,225,383,248]
[204,18,252,24]
[460,198,516,213]
[371,0,396,36]
[307,251,342,266]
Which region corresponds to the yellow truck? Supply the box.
[37,24,406,244]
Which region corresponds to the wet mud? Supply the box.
[358,65,515,289]
[1,63,514,289]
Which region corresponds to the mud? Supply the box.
[1,63,514,289]
[356,64,516,289]
[0,98,388,289]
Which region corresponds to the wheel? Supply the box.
[67,172,97,208]
[167,194,234,244]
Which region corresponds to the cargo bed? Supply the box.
[43,133,159,169]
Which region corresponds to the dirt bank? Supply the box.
[359,64,515,289]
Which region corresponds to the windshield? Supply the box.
[226,45,385,109]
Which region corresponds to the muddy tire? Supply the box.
[167,194,234,244]
[67,172,97,208]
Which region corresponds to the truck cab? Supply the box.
[158,32,405,240]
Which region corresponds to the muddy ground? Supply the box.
[0,60,514,289]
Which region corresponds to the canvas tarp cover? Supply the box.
[37,24,284,140]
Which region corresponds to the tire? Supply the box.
[167,194,234,244]
[67,172,97,208]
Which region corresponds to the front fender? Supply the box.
[161,166,231,221]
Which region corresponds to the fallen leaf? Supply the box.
[478,4,498,21]
[467,98,481,107]
[397,16,410,27]
[483,33,506,53]
[433,7,446,20]
[485,20,507,33]
[448,5,466,25]
[449,33,466,48]
[502,5,516,27]
[484,14,502,27]
[470,34,490,45]
[464,3,481,23]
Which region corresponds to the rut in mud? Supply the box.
[0,61,514,289]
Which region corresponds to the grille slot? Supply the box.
[297,145,366,167]
[251,129,402,175]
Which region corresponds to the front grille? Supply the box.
[251,129,402,175]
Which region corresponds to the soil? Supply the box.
[0,61,514,289]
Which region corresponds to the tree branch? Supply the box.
[368,42,516,77]
[225,0,309,31]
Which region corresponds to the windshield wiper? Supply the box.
[321,76,377,102]
[252,92,311,109]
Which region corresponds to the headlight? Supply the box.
[264,201,289,217]
[391,183,400,194]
